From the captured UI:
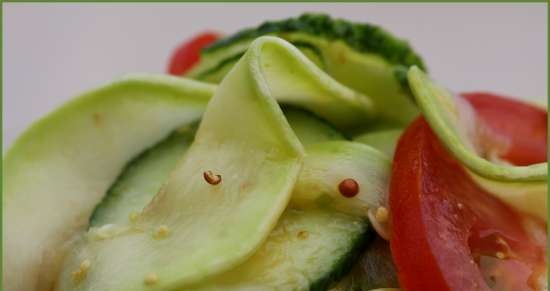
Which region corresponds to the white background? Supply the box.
[3,3,547,149]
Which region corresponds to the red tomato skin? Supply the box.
[389,118,490,291]
[167,32,220,75]
[389,93,547,291]
[462,92,547,165]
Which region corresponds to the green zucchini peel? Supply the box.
[407,67,547,221]
[407,66,547,182]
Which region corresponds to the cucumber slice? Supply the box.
[86,136,380,291]
[248,36,374,132]
[187,13,426,128]
[3,75,214,291]
[56,39,306,291]
[292,141,391,217]
[188,208,370,291]
[202,35,375,133]
[90,109,342,227]
[353,129,402,158]
[407,67,547,220]
[89,127,196,227]
[284,107,345,145]
[57,36,372,291]
[85,142,372,291]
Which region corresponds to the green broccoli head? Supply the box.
[204,13,426,71]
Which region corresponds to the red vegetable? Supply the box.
[462,92,547,165]
[390,94,547,291]
[167,32,220,75]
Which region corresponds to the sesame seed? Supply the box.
[79,259,91,272]
[375,207,389,223]
[144,273,159,285]
[129,212,139,223]
[154,225,170,239]
[496,252,506,259]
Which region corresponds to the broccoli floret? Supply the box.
[204,13,426,71]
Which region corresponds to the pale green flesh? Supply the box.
[91,109,343,227]
[90,128,196,227]
[407,67,547,221]
[407,67,547,182]
[188,32,418,129]
[8,37,382,291]
[3,75,214,291]
[186,208,369,291]
[86,118,372,291]
[291,141,391,217]
[198,36,375,133]
[251,36,374,132]
[57,37,376,291]
[353,129,403,159]
[284,107,345,145]
[86,118,367,291]
[56,40,306,291]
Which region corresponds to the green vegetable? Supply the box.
[243,36,374,132]
[407,66,547,220]
[189,208,370,291]
[90,108,343,227]
[291,141,391,217]
[353,129,403,158]
[88,141,374,291]
[284,107,345,145]
[90,127,196,226]
[54,36,379,291]
[187,13,426,128]
[56,37,309,291]
[3,75,215,291]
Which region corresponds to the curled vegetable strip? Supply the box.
[407,67,547,220]
[407,66,547,182]
[56,37,306,291]
[291,141,392,238]
[55,37,376,291]
[3,75,215,291]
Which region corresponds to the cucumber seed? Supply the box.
[154,225,170,239]
[144,272,159,285]
[71,259,91,283]
[495,251,507,259]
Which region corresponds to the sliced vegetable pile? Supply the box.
[4,13,547,291]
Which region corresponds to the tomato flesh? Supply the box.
[390,94,547,291]
[167,32,220,75]
[462,92,547,166]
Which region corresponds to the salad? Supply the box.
[4,13,547,291]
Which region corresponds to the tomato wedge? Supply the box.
[390,94,547,291]
[462,92,547,166]
[167,32,220,75]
